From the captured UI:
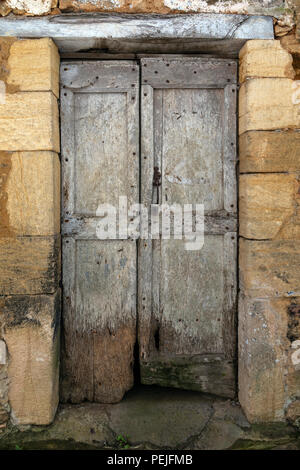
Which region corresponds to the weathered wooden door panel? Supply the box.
[60,62,139,403]
[161,88,224,208]
[139,58,237,398]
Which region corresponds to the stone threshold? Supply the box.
[0,386,299,450]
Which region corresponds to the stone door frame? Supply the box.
[0,13,299,427]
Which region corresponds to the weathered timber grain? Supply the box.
[139,58,237,397]
[60,62,139,403]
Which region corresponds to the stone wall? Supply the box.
[0,38,61,429]
[239,38,300,423]
[0,0,297,32]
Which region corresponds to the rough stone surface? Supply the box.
[239,173,300,240]
[1,290,61,425]
[239,239,300,298]
[0,37,61,430]
[287,341,300,403]
[0,38,17,94]
[191,419,244,450]
[0,390,299,450]
[0,338,9,430]
[239,78,300,134]
[239,130,300,173]
[212,399,250,429]
[281,30,300,55]
[280,31,300,79]
[286,400,300,427]
[0,236,60,294]
[7,39,60,97]
[31,403,112,445]
[0,92,59,152]
[239,40,295,82]
[0,2,12,16]
[0,152,60,237]
[275,23,295,37]
[0,13,274,57]
[108,387,213,448]
[6,0,53,15]
[238,37,300,424]
[0,0,295,31]
[0,362,9,431]
[238,295,290,422]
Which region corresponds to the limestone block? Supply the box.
[287,342,300,400]
[281,33,300,78]
[0,236,60,295]
[239,239,300,298]
[1,290,61,425]
[287,303,300,392]
[239,40,295,83]
[275,24,294,38]
[239,79,300,134]
[0,92,59,152]
[286,301,300,398]
[286,400,300,425]
[0,151,60,237]
[239,173,299,240]
[238,295,290,422]
[7,39,60,97]
[0,2,12,16]
[280,33,300,56]
[5,0,52,15]
[239,130,300,173]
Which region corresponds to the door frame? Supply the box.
[3,14,296,425]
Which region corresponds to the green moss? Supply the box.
[229,438,300,450]
[250,422,298,439]
[0,439,100,450]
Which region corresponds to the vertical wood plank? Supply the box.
[61,62,139,403]
[139,58,237,398]
[139,84,154,361]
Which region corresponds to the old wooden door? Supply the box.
[60,57,237,403]
[138,58,237,398]
[60,62,139,403]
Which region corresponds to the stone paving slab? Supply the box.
[0,386,299,450]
